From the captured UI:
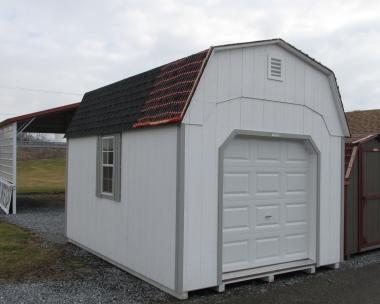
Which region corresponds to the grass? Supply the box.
[17,157,65,194]
[0,221,91,283]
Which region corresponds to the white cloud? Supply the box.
[0,0,379,121]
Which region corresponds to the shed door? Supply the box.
[359,148,380,250]
[222,136,316,273]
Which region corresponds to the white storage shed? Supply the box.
[65,39,350,299]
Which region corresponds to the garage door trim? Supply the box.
[217,130,320,286]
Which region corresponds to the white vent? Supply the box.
[268,56,283,81]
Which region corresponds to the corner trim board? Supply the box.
[64,140,69,237]
[175,125,186,294]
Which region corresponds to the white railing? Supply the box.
[0,178,14,214]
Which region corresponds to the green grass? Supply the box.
[17,158,65,194]
[0,221,91,283]
[0,221,55,282]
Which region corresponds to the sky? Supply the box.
[0,0,379,122]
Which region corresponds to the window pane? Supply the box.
[102,167,113,193]
[102,151,113,165]
[107,178,113,193]
[103,178,113,194]
[104,167,113,179]
[102,151,108,164]
[103,138,109,151]
[103,179,109,193]
[102,179,108,193]
[102,138,114,152]
[108,151,113,164]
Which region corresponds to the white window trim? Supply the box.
[96,134,121,201]
[100,136,115,196]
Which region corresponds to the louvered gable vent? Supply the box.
[268,55,283,81]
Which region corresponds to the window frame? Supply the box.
[96,134,121,201]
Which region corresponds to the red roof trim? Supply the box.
[132,116,182,128]
[179,47,213,120]
[0,102,80,129]
[131,49,210,129]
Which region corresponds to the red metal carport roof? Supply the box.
[0,102,80,133]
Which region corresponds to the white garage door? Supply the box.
[222,136,316,273]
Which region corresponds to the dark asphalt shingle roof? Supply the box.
[344,109,380,174]
[346,109,380,139]
[67,50,209,138]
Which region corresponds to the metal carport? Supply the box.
[0,102,79,214]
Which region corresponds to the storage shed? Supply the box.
[344,109,380,256]
[66,39,350,299]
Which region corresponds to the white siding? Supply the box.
[182,45,344,290]
[0,123,16,183]
[67,126,178,289]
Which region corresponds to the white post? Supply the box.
[12,122,17,214]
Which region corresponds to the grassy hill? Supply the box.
[17,157,65,194]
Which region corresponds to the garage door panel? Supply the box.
[223,240,250,268]
[285,172,307,193]
[223,172,250,196]
[256,140,281,162]
[284,224,308,237]
[223,136,315,272]
[255,204,280,227]
[256,237,281,260]
[255,172,281,195]
[284,234,308,257]
[285,203,307,224]
[224,206,250,230]
[286,141,308,162]
[224,138,250,161]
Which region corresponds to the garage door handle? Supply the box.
[265,215,272,219]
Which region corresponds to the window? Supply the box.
[96,134,121,201]
[101,136,114,194]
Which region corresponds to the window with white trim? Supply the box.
[96,134,121,201]
[101,136,114,194]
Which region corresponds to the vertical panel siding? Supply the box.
[67,126,178,289]
[0,124,16,183]
[182,45,345,291]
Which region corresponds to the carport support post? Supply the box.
[12,122,17,214]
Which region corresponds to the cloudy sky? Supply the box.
[0,0,379,121]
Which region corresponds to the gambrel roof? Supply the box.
[67,50,210,137]
[67,39,349,138]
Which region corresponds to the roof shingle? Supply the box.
[67,50,209,138]
[346,109,380,138]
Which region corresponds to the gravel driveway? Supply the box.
[1,195,66,244]
[1,194,380,304]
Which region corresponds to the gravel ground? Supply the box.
[1,194,380,304]
[0,194,66,244]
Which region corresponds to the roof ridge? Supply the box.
[346,108,380,113]
[84,49,209,97]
